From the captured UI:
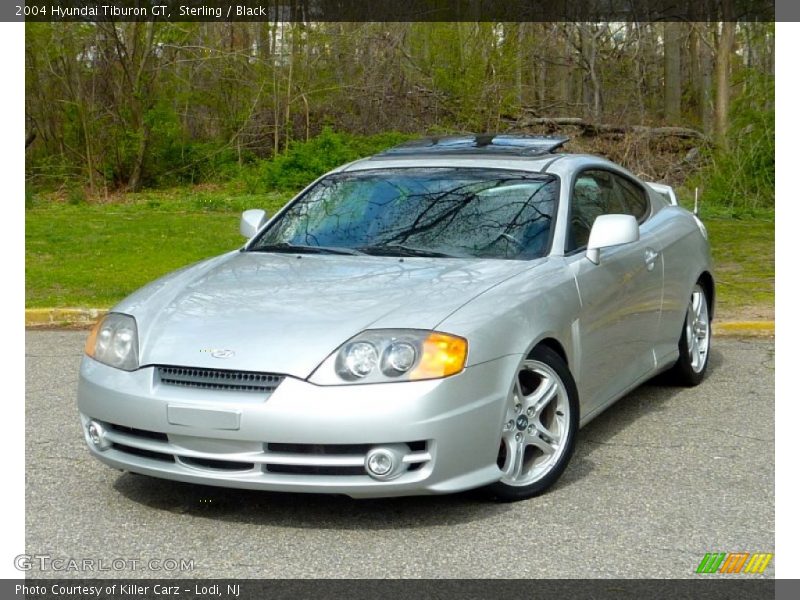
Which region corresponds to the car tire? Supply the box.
[485,345,579,502]
[665,283,711,387]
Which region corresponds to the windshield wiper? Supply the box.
[358,244,463,258]
[250,243,364,256]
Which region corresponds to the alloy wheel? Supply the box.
[686,285,710,373]
[497,360,571,486]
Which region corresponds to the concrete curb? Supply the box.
[25,308,775,336]
[714,321,775,336]
[25,308,108,328]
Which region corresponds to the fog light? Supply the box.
[367,451,393,476]
[364,444,410,481]
[87,420,110,450]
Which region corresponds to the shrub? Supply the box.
[689,72,774,216]
[254,128,414,192]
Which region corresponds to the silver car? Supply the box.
[78,135,713,501]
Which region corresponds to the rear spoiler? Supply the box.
[646,182,678,206]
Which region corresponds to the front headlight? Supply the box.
[84,313,139,371]
[310,329,468,385]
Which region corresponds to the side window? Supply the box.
[613,175,649,221]
[567,169,650,252]
[568,170,615,251]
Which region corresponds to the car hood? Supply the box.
[116,251,543,378]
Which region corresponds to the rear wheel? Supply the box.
[666,283,711,386]
[485,345,579,502]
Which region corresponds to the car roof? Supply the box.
[340,154,563,174]
[377,134,570,156]
[334,135,626,177]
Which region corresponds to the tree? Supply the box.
[715,3,736,149]
[664,22,682,124]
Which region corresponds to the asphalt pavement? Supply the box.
[25,332,774,578]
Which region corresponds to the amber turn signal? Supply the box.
[409,332,468,380]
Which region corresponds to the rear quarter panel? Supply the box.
[650,206,714,364]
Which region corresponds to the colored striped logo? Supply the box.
[696,552,773,574]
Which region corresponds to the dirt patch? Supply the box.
[715,303,774,323]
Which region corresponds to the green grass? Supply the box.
[26,189,775,319]
[704,215,774,320]
[25,189,292,308]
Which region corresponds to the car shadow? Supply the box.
[112,474,507,529]
[554,346,724,490]
[114,348,723,526]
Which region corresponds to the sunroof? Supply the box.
[377,135,570,157]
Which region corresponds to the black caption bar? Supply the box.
[5,0,776,22]
[1,579,787,600]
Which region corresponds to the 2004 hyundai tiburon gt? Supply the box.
[78,135,713,501]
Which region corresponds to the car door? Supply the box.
[563,169,664,417]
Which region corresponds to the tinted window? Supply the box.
[568,170,616,250]
[567,169,648,251]
[250,168,559,260]
[613,175,649,220]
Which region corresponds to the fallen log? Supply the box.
[515,116,710,143]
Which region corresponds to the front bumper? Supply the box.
[77,354,520,498]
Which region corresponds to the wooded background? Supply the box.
[24,21,774,210]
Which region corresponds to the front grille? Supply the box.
[99,419,432,480]
[157,366,284,393]
[266,441,428,454]
[109,423,168,442]
[267,442,372,456]
[111,443,174,463]
[180,457,254,471]
[266,464,365,476]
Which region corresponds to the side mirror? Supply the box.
[586,214,639,265]
[240,209,268,239]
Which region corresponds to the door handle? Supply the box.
[644,247,659,271]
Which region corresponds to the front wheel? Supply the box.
[665,283,711,386]
[485,345,579,502]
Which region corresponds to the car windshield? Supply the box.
[249,168,559,260]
